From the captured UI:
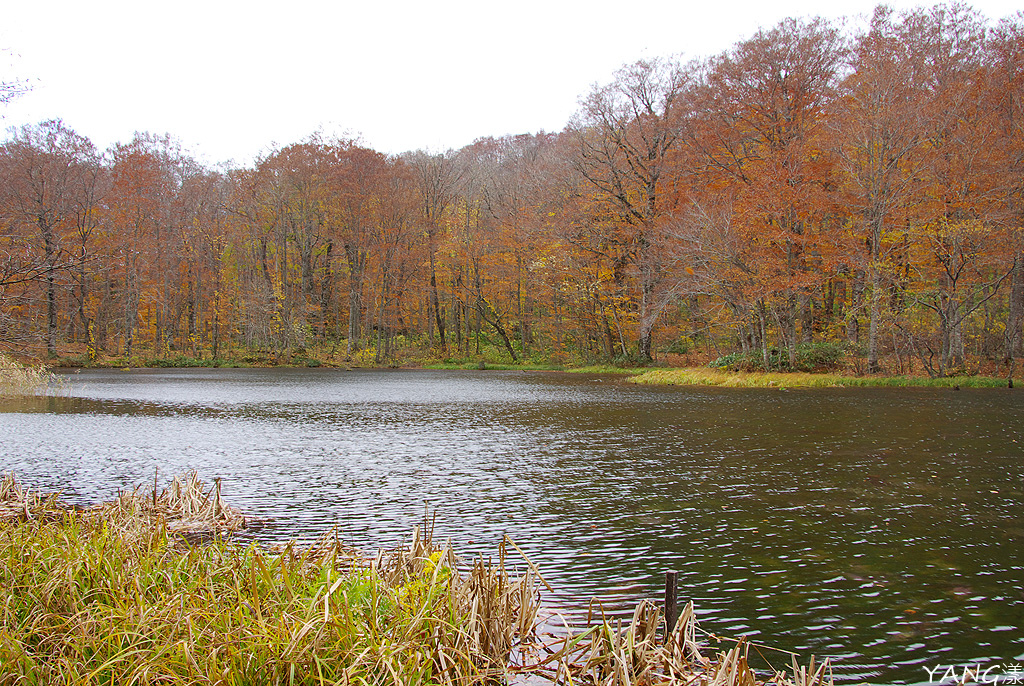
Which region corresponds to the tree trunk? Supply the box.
[636,236,657,364]
[868,262,882,373]
[1006,253,1024,361]
[801,292,814,343]
[345,244,365,355]
[477,297,519,363]
[347,285,361,353]
[430,251,446,352]
[76,253,88,344]
[940,297,965,373]
[784,297,797,368]
[847,270,864,345]
[39,221,58,357]
[46,269,58,358]
[758,301,770,370]
[124,255,139,358]
[320,241,334,339]
[638,325,653,363]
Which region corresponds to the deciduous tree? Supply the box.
[571,58,693,361]
[0,120,100,356]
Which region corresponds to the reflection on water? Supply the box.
[2,368,1023,684]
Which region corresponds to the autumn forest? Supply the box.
[3,4,1024,376]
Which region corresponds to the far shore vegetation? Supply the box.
[0,354,63,396]
[2,334,1015,392]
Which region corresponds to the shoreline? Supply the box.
[2,347,1015,389]
[41,359,1014,390]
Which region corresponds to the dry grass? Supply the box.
[0,474,833,685]
[1,471,246,539]
[92,470,248,541]
[520,600,830,686]
[0,477,542,684]
[0,355,64,397]
[0,473,64,524]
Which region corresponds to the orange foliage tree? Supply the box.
[688,18,846,369]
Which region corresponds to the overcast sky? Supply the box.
[2,0,1021,166]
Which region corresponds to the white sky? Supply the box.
[2,0,1021,167]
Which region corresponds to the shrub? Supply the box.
[711,342,848,373]
[796,341,847,371]
[612,350,664,368]
[663,336,694,355]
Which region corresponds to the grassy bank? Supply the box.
[630,367,1012,388]
[562,364,640,375]
[0,521,530,684]
[0,474,537,685]
[47,349,639,375]
[0,474,832,685]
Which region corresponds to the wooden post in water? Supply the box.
[664,570,679,642]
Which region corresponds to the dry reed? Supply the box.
[521,599,830,686]
[91,470,248,541]
[0,355,63,397]
[0,473,63,524]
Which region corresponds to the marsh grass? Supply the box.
[93,471,248,542]
[519,600,829,686]
[0,473,64,525]
[630,367,1009,389]
[1,474,832,686]
[0,479,542,685]
[0,355,64,397]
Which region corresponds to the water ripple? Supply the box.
[2,369,1022,684]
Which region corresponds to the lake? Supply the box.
[1,368,1022,684]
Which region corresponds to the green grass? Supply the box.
[421,361,656,373]
[562,364,642,375]
[630,367,1011,388]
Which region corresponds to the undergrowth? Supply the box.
[709,342,848,373]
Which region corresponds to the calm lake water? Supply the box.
[2,368,1022,684]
